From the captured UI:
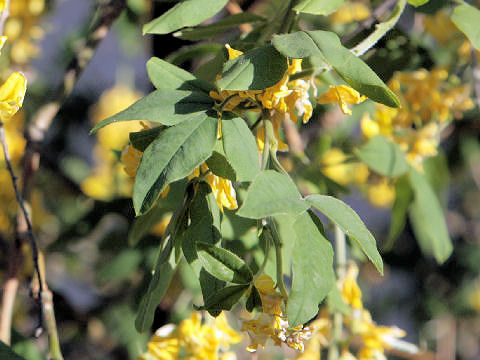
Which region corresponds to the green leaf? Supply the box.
[306,195,383,274]
[198,284,249,315]
[216,45,287,91]
[222,117,260,182]
[130,126,165,152]
[355,135,409,177]
[174,13,265,41]
[407,0,429,6]
[327,287,351,315]
[408,167,452,263]
[196,241,253,284]
[0,341,26,360]
[135,239,176,332]
[133,115,217,215]
[272,30,400,107]
[287,212,335,327]
[206,149,237,181]
[146,57,214,93]
[451,3,480,51]
[143,0,228,35]
[199,269,226,317]
[384,176,412,250]
[182,183,222,271]
[90,90,214,133]
[246,286,262,312]
[237,170,309,219]
[294,0,344,15]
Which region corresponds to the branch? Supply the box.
[471,45,480,110]
[351,0,407,57]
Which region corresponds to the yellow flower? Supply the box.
[92,85,145,150]
[321,148,369,186]
[295,318,330,359]
[366,178,395,208]
[141,312,241,360]
[0,0,5,12]
[0,72,27,122]
[317,85,367,115]
[331,1,371,24]
[191,163,238,212]
[242,274,312,353]
[339,263,363,310]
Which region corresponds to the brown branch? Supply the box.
[471,45,480,110]
[1,0,126,354]
[341,0,397,43]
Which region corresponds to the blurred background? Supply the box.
[1,0,480,359]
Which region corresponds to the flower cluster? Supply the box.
[330,1,371,25]
[4,0,45,65]
[361,68,473,171]
[241,274,313,353]
[140,312,242,360]
[340,264,406,360]
[210,45,365,153]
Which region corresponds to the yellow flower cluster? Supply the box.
[330,1,371,25]
[361,68,473,170]
[190,163,238,212]
[241,274,313,353]
[424,10,480,60]
[140,312,241,360]
[341,264,406,360]
[320,148,395,208]
[81,85,145,200]
[0,36,30,233]
[210,45,366,153]
[4,0,45,65]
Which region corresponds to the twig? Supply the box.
[0,0,126,354]
[341,0,397,43]
[328,226,347,360]
[471,45,480,110]
[351,0,407,57]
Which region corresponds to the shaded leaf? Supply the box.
[306,195,383,274]
[198,284,249,315]
[246,286,262,312]
[206,149,237,181]
[287,212,335,327]
[135,239,176,332]
[174,13,265,41]
[237,170,309,219]
[196,241,253,284]
[0,341,25,360]
[216,45,287,91]
[407,0,429,6]
[143,0,228,35]
[384,176,412,250]
[408,167,452,263]
[130,126,165,152]
[199,269,226,317]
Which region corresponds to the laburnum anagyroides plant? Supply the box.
[90,0,480,357]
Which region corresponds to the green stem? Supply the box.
[252,224,272,285]
[328,226,347,360]
[279,0,299,34]
[261,115,273,170]
[350,0,407,57]
[264,221,288,299]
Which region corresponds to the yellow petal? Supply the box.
[0,72,27,122]
[225,44,243,60]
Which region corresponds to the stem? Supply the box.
[328,226,347,360]
[261,115,272,170]
[350,0,407,57]
[264,221,288,299]
[471,45,480,110]
[252,224,272,285]
[279,0,299,34]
